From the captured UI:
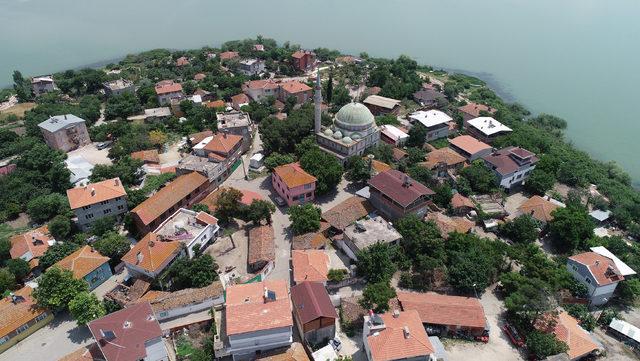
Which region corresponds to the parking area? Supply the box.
[67,143,112,166]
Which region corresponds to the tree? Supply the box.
[103,299,123,314]
[48,214,72,240]
[375,115,401,126]
[325,72,333,104]
[344,156,371,184]
[359,282,397,313]
[12,70,32,102]
[406,125,427,148]
[288,204,321,235]
[525,331,568,360]
[619,278,640,304]
[93,232,131,266]
[105,92,142,120]
[89,216,116,237]
[246,200,276,225]
[33,267,88,311]
[446,233,503,294]
[90,157,144,187]
[563,304,596,331]
[396,215,445,260]
[407,165,434,188]
[191,203,210,213]
[0,239,12,264]
[214,188,243,224]
[68,291,106,325]
[459,160,498,194]
[327,268,348,282]
[149,130,168,149]
[525,168,556,195]
[264,152,295,172]
[432,183,453,208]
[299,147,343,195]
[330,83,351,111]
[405,147,426,166]
[499,214,539,244]
[548,206,594,252]
[166,254,218,290]
[26,193,70,223]
[5,258,30,281]
[39,242,80,270]
[0,268,16,294]
[356,242,397,284]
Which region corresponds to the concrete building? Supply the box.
[482,146,538,191]
[314,74,381,164]
[278,81,313,104]
[567,247,635,306]
[413,88,447,108]
[239,59,266,76]
[38,114,91,152]
[368,170,434,220]
[193,132,243,166]
[362,95,401,116]
[340,216,402,261]
[53,245,112,290]
[153,208,220,258]
[242,79,280,102]
[272,162,317,207]
[292,50,316,72]
[67,178,128,231]
[363,310,436,361]
[465,117,512,144]
[155,80,184,106]
[448,135,493,161]
[217,111,253,152]
[31,75,56,96]
[0,286,53,354]
[408,110,452,141]
[103,79,135,97]
[89,302,169,361]
[291,281,337,345]
[176,155,228,189]
[224,280,293,360]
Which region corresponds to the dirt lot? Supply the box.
[0,102,35,120]
[445,284,525,361]
[67,143,112,166]
[206,225,252,283]
[504,192,528,218]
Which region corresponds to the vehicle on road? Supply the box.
[274,196,285,207]
[329,337,342,351]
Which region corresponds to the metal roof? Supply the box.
[38,114,86,132]
[609,318,640,343]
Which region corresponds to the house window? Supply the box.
[16,324,29,334]
[103,209,112,215]
[116,197,121,201]
[304,184,312,190]
[117,205,124,210]
[82,205,91,210]
[85,214,94,220]
[0,336,8,345]
[586,278,591,284]
[35,312,48,322]
[100,200,109,205]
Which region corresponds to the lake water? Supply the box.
[1,0,639,184]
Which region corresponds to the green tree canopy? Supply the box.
[213,188,243,224]
[548,206,594,252]
[245,200,276,225]
[264,153,295,172]
[344,156,371,184]
[288,204,321,235]
[355,242,397,284]
[48,214,72,240]
[33,267,88,311]
[68,291,106,325]
[0,268,16,294]
[39,242,80,270]
[299,147,343,196]
[359,282,397,313]
[499,214,539,244]
[5,258,30,282]
[93,232,131,266]
[525,331,568,360]
[26,193,70,224]
[459,160,498,194]
[166,254,218,290]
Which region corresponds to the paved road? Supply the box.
[0,313,93,361]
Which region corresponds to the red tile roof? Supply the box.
[321,196,373,231]
[175,57,190,66]
[280,81,312,94]
[194,73,207,81]
[189,130,214,144]
[89,302,163,361]
[59,343,105,361]
[421,147,466,169]
[397,291,486,329]
[67,178,127,209]
[219,51,239,60]
[458,102,496,118]
[204,100,225,109]
[225,280,293,336]
[131,172,208,226]
[449,135,492,156]
[482,146,538,176]
[518,195,559,223]
[273,162,317,189]
[291,281,338,325]
[154,80,183,95]
[569,252,624,286]
[53,245,111,279]
[203,133,243,155]
[10,225,54,263]
[0,286,49,339]
[451,193,476,210]
[248,225,275,267]
[535,311,599,360]
[292,250,329,284]
[231,93,250,106]
[245,79,280,90]
[367,310,435,361]
[368,170,434,208]
[121,233,182,274]
[130,149,160,164]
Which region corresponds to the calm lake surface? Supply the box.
[1,0,639,184]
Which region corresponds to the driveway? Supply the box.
[445,284,525,361]
[0,313,93,361]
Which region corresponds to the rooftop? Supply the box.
[322,196,373,231]
[380,124,409,142]
[467,117,512,136]
[231,93,250,105]
[482,146,538,175]
[397,291,486,329]
[368,170,434,208]
[38,114,87,132]
[609,318,640,344]
[248,225,275,266]
[0,286,48,339]
[535,311,600,360]
[449,135,492,156]
[154,208,218,243]
[154,80,182,95]
[201,133,243,156]
[53,245,110,280]
[425,212,474,239]
[32,75,54,83]
[291,250,330,284]
[291,221,330,250]
[121,232,182,273]
[421,147,466,169]
[590,246,636,276]
[103,79,133,91]
[176,155,225,181]
[89,302,163,361]
[451,193,476,210]
[273,162,317,189]
[413,88,446,104]
[59,343,105,361]
[256,342,309,361]
[217,110,252,128]
[130,149,160,164]
[458,102,496,117]
[363,95,401,110]
[589,209,611,222]
[280,81,312,94]
[225,280,293,336]
[365,310,435,361]
[149,281,224,313]
[568,251,624,286]
[199,186,264,212]
[67,177,127,209]
[409,110,453,128]
[219,51,239,60]
[131,172,208,226]
[10,225,55,264]
[291,281,338,324]
[343,216,402,250]
[517,195,561,223]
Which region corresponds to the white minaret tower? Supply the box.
[314,69,322,134]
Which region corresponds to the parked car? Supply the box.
[502,323,525,348]
[329,337,342,351]
[96,141,112,150]
[274,196,286,207]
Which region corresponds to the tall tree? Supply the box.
[326,72,334,104]
[33,267,88,311]
[213,188,243,224]
[288,204,321,235]
[299,148,343,195]
[359,282,397,313]
[69,291,106,325]
[356,242,397,284]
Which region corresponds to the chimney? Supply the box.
[393,309,400,318]
[90,188,96,196]
[403,326,411,339]
[136,252,143,264]
[403,174,411,187]
[64,114,67,120]
[595,260,600,266]
[114,178,119,186]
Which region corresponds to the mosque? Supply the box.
[313,73,380,164]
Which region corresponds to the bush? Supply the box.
[327,269,348,282]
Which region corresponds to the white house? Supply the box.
[567,247,635,306]
[239,59,266,76]
[408,110,452,141]
[379,124,409,146]
[466,116,512,143]
[482,146,538,191]
[154,208,220,258]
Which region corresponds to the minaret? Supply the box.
[314,69,322,134]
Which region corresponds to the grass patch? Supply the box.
[428,138,450,149]
[0,102,36,121]
[142,173,176,194]
[175,336,198,357]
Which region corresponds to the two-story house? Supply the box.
[368,170,434,220]
[9,225,56,270]
[67,177,128,231]
[0,286,53,354]
[567,247,636,306]
[363,310,436,361]
[121,232,184,280]
[38,114,91,152]
[363,95,401,116]
[272,162,317,207]
[481,146,538,191]
[291,50,316,72]
[242,79,281,102]
[89,302,169,361]
[291,281,337,345]
[217,111,254,152]
[224,280,293,360]
[155,80,184,106]
[193,132,243,166]
[448,135,493,161]
[103,79,135,97]
[238,59,266,76]
[53,245,112,290]
[408,110,453,142]
[278,81,313,104]
[31,75,57,96]
[465,117,512,144]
